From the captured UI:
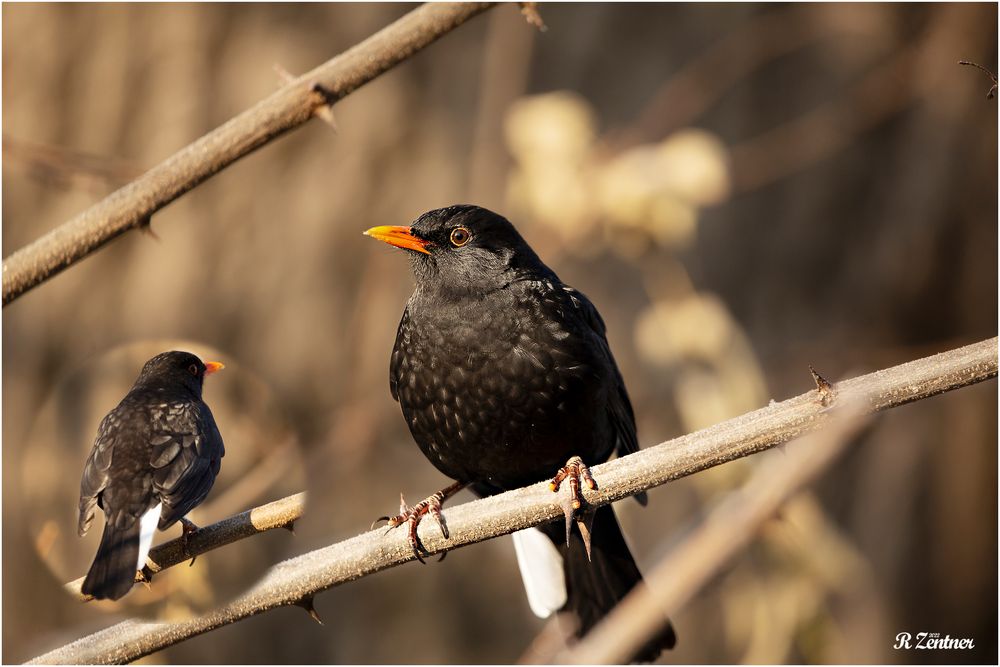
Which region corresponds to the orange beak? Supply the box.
[204,361,225,375]
[363,225,432,255]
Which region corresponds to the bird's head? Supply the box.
[135,350,224,396]
[364,205,551,296]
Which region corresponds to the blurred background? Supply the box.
[2,3,996,663]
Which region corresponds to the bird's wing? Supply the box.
[78,412,118,537]
[562,286,640,458]
[389,307,412,403]
[150,402,224,530]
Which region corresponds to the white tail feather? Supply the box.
[136,504,162,572]
[512,528,566,618]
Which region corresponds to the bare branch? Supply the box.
[64,493,305,602]
[2,135,144,191]
[958,60,998,99]
[29,338,997,664]
[2,2,497,306]
[554,409,872,663]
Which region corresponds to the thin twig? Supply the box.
[554,409,872,663]
[28,338,997,664]
[958,60,998,99]
[2,135,144,190]
[64,493,306,602]
[2,2,497,306]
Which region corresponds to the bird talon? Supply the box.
[550,455,597,510]
[374,482,466,563]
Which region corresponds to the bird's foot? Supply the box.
[371,481,466,564]
[550,456,597,509]
[549,456,598,558]
[179,517,200,566]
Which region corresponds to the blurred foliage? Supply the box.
[3,3,997,664]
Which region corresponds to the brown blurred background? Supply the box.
[2,3,996,664]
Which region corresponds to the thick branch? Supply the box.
[64,493,305,602]
[29,338,997,664]
[2,2,496,305]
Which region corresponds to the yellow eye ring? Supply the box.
[450,227,471,247]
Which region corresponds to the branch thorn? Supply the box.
[518,2,548,32]
[809,365,837,407]
[576,509,595,562]
[309,83,339,132]
[295,596,324,625]
[137,215,159,242]
[274,64,338,131]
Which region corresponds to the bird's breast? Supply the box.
[395,291,611,487]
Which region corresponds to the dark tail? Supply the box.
[81,519,140,601]
[541,504,676,662]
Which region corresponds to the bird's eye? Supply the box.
[449,227,471,247]
[188,364,199,376]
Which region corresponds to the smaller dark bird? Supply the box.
[78,351,225,601]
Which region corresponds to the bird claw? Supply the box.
[550,456,599,557]
[549,456,597,510]
[179,517,199,566]
[376,491,451,564]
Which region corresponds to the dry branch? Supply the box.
[28,337,997,664]
[2,2,496,306]
[64,493,305,602]
[555,411,872,663]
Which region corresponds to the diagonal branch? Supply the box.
[2,2,497,306]
[64,493,305,602]
[29,337,997,664]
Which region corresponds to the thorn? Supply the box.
[561,494,575,548]
[576,510,595,562]
[775,442,788,456]
[180,517,199,566]
[282,521,296,535]
[309,83,339,132]
[295,596,324,626]
[137,215,159,241]
[273,63,297,86]
[136,567,153,590]
[809,365,837,407]
[958,60,998,99]
[518,2,548,32]
[275,63,338,130]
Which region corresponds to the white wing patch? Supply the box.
[512,528,567,618]
[136,503,162,572]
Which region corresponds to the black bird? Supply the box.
[78,351,225,601]
[365,205,675,659]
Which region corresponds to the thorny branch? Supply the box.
[2,2,499,306]
[29,338,997,664]
[64,493,305,602]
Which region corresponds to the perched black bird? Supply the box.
[365,205,675,659]
[78,351,225,601]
